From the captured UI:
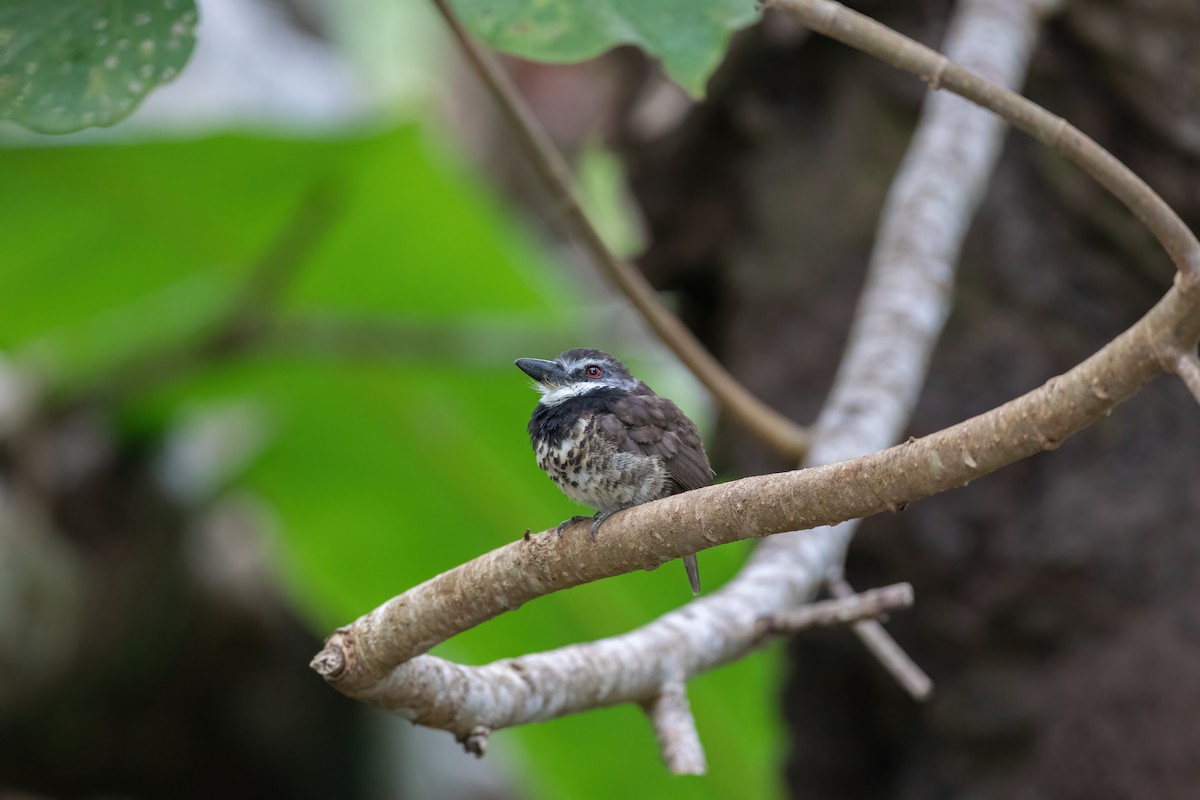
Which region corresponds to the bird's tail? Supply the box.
[684,553,701,596]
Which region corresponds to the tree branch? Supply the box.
[641,681,706,774]
[313,275,1200,696]
[760,582,914,634]
[771,0,1200,288]
[429,0,811,459]
[826,578,930,699]
[313,0,1200,769]
[756,0,1055,699]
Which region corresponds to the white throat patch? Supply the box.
[537,381,604,407]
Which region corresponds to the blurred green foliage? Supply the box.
[0,0,198,133]
[0,127,782,798]
[452,0,760,97]
[0,0,758,134]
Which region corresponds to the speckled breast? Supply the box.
[533,415,668,512]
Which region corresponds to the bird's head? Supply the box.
[515,348,639,406]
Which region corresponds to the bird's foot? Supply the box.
[554,515,590,537]
[589,510,614,542]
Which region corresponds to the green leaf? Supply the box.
[0,127,568,384]
[452,0,759,97]
[0,0,197,134]
[0,123,776,798]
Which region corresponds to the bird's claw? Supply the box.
[554,515,589,537]
[589,510,613,542]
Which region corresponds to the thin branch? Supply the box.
[759,582,914,634]
[314,0,1200,755]
[754,0,1054,699]
[827,578,931,700]
[429,0,811,459]
[642,682,706,775]
[770,0,1200,288]
[314,274,1200,698]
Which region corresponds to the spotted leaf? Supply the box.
[0,0,197,134]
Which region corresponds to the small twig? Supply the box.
[459,726,491,758]
[827,578,932,700]
[760,582,913,635]
[429,0,810,459]
[642,681,706,775]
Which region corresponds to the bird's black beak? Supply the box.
[515,357,567,387]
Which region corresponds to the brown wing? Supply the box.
[600,388,713,495]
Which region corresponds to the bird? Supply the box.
[514,348,712,595]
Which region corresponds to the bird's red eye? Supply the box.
[585,365,602,378]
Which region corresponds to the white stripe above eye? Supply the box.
[538,381,603,407]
